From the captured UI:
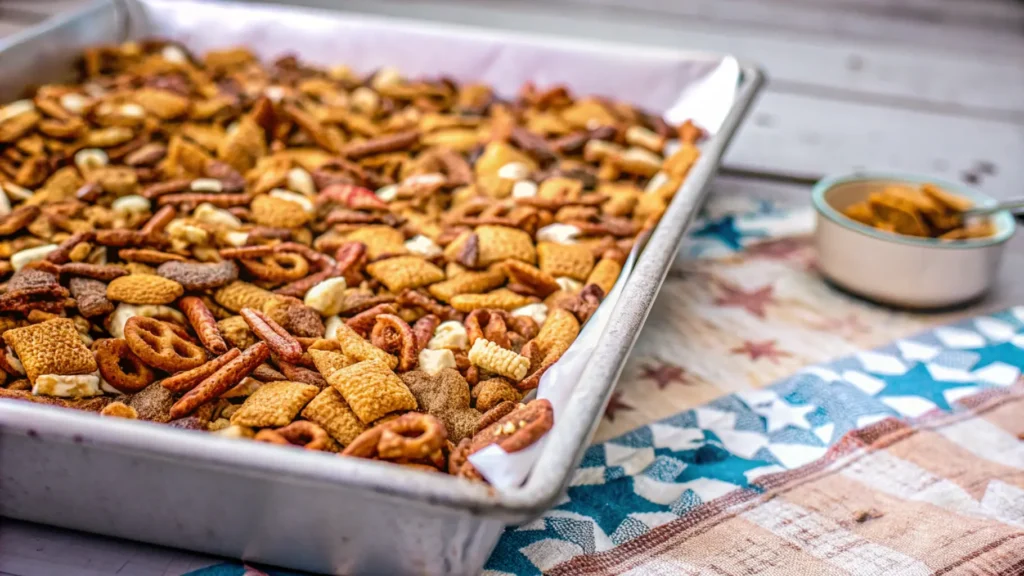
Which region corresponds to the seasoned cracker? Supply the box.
[327,359,418,423]
[450,288,534,312]
[332,322,398,369]
[3,318,96,383]
[366,256,445,293]
[300,387,367,446]
[586,256,623,296]
[475,225,536,266]
[230,380,319,428]
[428,267,506,303]
[537,242,595,281]
[346,226,408,260]
[308,348,351,379]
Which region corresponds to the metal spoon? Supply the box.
[961,198,1024,218]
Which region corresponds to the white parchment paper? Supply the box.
[137,0,741,489]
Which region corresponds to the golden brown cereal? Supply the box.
[537,242,595,281]
[467,338,530,381]
[3,318,97,383]
[474,225,536,266]
[450,289,535,312]
[106,274,184,305]
[365,256,445,293]
[428,267,506,303]
[230,380,319,428]
[214,281,275,313]
[327,358,418,423]
[533,308,580,361]
[586,256,623,295]
[346,226,407,260]
[332,322,398,370]
[308,348,351,378]
[251,194,311,228]
[300,386,367,446]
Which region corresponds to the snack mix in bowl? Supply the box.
[0,41,703,480]
[840,182,995,240]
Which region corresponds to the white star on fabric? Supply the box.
[753,399,815,433]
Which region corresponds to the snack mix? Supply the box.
[841,182,995,240]
[0,41,703,480]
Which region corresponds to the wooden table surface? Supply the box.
[0,1,1022,574]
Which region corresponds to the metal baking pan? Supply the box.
[0,1,764,574]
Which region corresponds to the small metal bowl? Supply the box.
[812,172,1016,309]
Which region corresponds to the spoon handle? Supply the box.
[964,198,1024,217]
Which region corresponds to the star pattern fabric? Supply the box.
[478,308,1024,575]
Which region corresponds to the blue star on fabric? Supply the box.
[688,215,766,251]
[876,363,976,411]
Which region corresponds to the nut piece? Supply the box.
[467,338,529,381]
[106,275,184,305]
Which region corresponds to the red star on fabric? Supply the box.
[730,340,792,364]
[640,362,691,389]
[744,237,809,261]
[604,391,634,422]
[243,567,271,576]
[713,281,776,318]
[811,313,871,335]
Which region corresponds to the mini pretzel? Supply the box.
[370,314,418,372]
[342,412,447,462]
[255,421,333,451]
[94,338,155,393]
[179,296,228,354]
[240,252,310,283]
[123,316,207,372]
[240,308,302,363]
[170,341,270,419]
[161,348,240,393]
